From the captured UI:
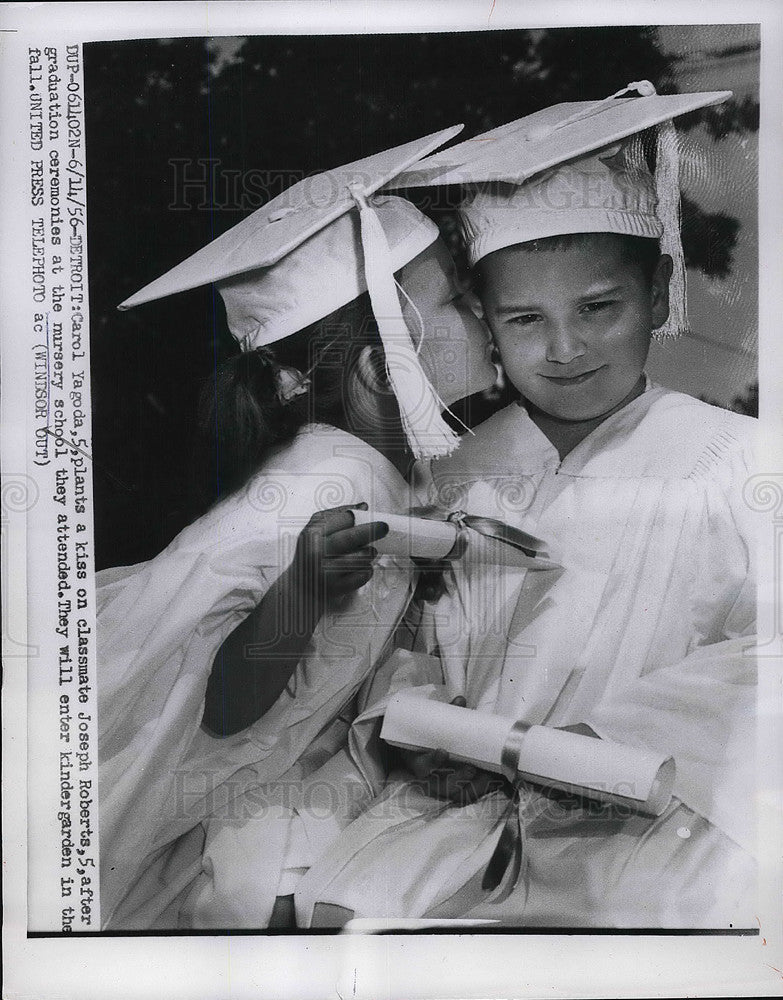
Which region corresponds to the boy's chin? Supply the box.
[521,374,646,425]
[525,394,627,424]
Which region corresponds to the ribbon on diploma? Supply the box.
[481,720,530,899]
[409,505,553,563]
[352,508,558,569]
[381,686,675,904]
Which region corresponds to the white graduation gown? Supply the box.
[294,385,759,927]
[97,423,414,927]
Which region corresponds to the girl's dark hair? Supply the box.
[198,291,385,500]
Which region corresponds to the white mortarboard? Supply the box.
[388,82,732,339]
[214,197,436,352]
[118,128,470,458]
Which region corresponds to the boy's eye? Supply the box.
[580,300,615,315]
[507,313,540,326]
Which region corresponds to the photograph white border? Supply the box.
[2,2,781,997]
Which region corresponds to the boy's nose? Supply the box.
[545,322,586,364]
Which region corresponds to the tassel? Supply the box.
[349,183,460,459]
[653,119,688,340]
[548,78,688,340]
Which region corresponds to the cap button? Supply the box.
[628,80,656,97]
[348,182,370,209]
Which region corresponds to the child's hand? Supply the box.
[390,696,509,805]
[203,504,387,737]
[401,747,506,804]
[291,504,389,611]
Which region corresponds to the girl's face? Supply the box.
[480,235,671,423]
[397,239,497,406]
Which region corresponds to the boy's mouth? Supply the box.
[542,366,603,386]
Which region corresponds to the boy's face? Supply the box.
[480,235,671,423]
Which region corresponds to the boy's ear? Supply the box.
[651,253,674,331]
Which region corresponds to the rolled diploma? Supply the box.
[352,510,559,569]
[381,692,674,816]
[353,509,457,560]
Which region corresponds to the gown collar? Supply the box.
[432,376,674,483]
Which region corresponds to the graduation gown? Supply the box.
[293,384,759,927]
[97,424,414,927]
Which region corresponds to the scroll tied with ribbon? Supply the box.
[381,688,676,899]
[352,508,560,570]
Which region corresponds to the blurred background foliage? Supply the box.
[85,27,759,567]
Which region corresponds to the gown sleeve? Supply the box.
[586,426,758,852]
[98,431,413,924]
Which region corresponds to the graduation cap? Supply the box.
[118,127,470,459]
[387,82,732,339]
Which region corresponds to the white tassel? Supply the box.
[349,184,460,459]
[549,79,687,340]
[654,120,688,340]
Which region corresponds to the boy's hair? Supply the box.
[475,233,662,289]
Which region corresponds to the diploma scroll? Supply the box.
[381,691,675,816]
[352,510,560,570]
[354,510,458,560]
